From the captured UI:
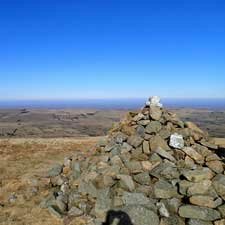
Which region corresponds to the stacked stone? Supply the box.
[42,96,225,225]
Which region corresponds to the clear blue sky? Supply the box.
[0,0,225,99]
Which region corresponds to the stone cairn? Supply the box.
[41,96,225,225]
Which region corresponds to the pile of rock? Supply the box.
[41,96,225,225]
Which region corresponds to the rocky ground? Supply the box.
[0,137,100,225]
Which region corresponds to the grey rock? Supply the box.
[150,106,162,120]
[72,162,81,179]
[97,137,108,147]
[182,168,214,182]
[187,180,212,196]
[159,215,185,225]
[169,133,184,149]
[150,135,170,151]
[187,219,213,225]
[122,192,150,206]
[200,140,218,150]
[212,174,225,200]
[150,161,179,180]
[159,129,171,139]
[125,160,143,174]
[154,147,176,162]
[133,172,151,185]
[117,174,135,191]
[121,142,133,153]
[122,205,160,225]
[142,140,150,154]
[182,147,204,163]
[68,206,84,216]
[145,121,162,134]
[95,188,112,218]
[189,195,223,208]
[136,125,145,138]
[114,132,128,144]
[78,181,98,198]
[48,164,62,177]
[47,205,63,218]
[127,135,144,148]
[154,179,180,198]
[178,205,221,221]
[137,120,150,126]
[218,204,225,217]
[56,199,66,212]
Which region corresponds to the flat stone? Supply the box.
[154,179,180,198]
[218,204,225,217]
[117,174,135,191]
[47,205,63,218]
[78,181,98,198]
[97,137,108,147]
[142,140,150,154]
[178,180,193,195]
[212,174,225,200]
[162,198,182,214]
[205,154,221,162]
[187,219,213,225]
[150,135,170,151]
[187,180,212,196]
[185,121,205,135]
[150,106,162,120]
[127,135,144,148]
[178,205,221,221]
[121,142,133,153]
[214,219,225,225]
[48,164,63,177]
[182,147,204,163]
[169,133,184,149]
[159,216,185,225]
[125,160,143,174]
[114,132,128,144]
[72,162,81,179]
[137,120,150,126]
[149,161,180,179]
[141,161,160,171]
[133,172,151,185]
[136,125,146,138]
[122,192,150,206]
[145,121,162,134]
[159,129,171,139]
[154,147,176,162]
[94,188,112,218]
[184,156,196,169]
[206,160,224,173]
[68,206,83,216]
[200,140,218,150]
[182,168,214,182]
[133,113,145,121]
[189,195,222,208]
[122,205,160,225]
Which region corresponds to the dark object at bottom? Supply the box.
[102,210,133,225]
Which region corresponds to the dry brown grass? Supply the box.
[0,137,101,225]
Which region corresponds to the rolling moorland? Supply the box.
[0,108,225,138]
